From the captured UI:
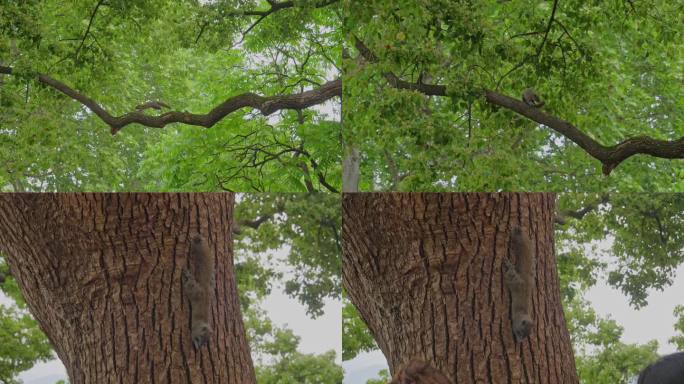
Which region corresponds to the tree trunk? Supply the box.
[342,146,361,193]
[342,193,578,384]
[0,193,256,384]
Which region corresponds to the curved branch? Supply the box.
[555,194,609,224]
[351,37,684,174]
[483,91,684,174]
[233,202,286,234]
[237,0,338,17]
[1,65,340,134]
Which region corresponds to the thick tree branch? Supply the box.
[352,37,684,174]
[238,0,338,17]
[0,65,340,134]
[232,203,286,235]
[555,194,609,225]
[483,92,684,175]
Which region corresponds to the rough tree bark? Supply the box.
[342,193,578,384]
[0,193,256,384]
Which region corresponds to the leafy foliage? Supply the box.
[235,193,341,316]
[669,305,684,350]
[557,193,684,308]
[0,257,53,384]
[256,350,343,384]
[0,0,340,192]
[342,294,375,361]
[344,0,684,191]
[575,340,658,384]
[365,369,390,384]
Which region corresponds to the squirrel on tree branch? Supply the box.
[135,100,171,112]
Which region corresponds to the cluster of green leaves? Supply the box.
[670,305,684,350]
[556,193,684,383]
[341,293,375,361]
[231,193,343,381]
[0,0,341,192]
[256,350,343,384]
[228,193,343,380]
[564,296,660,384]
[0,257,53,384]
[364,369,389,384]
[235,193,341,317]
[344,0,684,191]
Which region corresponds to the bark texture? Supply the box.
[0,193,256,384]
[342,193,578,384]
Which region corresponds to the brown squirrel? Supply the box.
[135,100,170,111]
[522,88,545,108]
[390,359,453,384]
[183,235,215,349]
[504,227,534,342]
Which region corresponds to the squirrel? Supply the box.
[135,100,171,112]
[390,359,453,384]
[182,235,215,349]
[503,227,534,342]
[522,88,545,108]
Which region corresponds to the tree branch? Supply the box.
[483,91,684,175]
[555,194,609,225]
[536,0,559,58]
[352,37,684,174]
[210,0,339,43]
[232,203,286,235]
[0,65,340,134]
[74,0,107,60]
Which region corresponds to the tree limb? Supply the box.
[483,91,684,175]
[555,194,609,224]
[232,203,286,234]
[0,65,340,134]
[210,0,339,43]
[352,37,684,174]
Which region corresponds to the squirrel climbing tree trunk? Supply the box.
[342,193,578,384]
[0,193,256,384]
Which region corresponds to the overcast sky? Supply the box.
[1,245,341,384]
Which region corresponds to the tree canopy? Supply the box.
[0,0,341,192]
[344,0,684,191]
